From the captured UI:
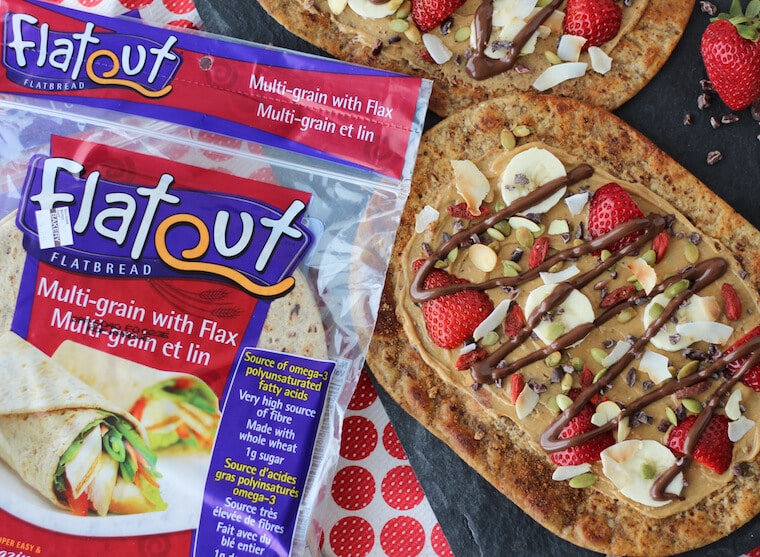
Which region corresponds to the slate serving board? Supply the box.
[194,1,760,554]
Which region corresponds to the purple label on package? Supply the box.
[193,347,334,557]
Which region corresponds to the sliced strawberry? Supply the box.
[563,0,622,49]
[549,403,614,466]
[587,182,645,253]
[666,414,733,475]
[413,261,494,349]
[528,236,551,269]
[724,324,760,392]
[411,0,465,32]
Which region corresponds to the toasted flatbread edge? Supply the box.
[256,0,695,117]
[366,93,760,557]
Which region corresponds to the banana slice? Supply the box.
[499,147,567,214]
[601,439,683,507]
[523,284,594,345]
[348,0,403,19]
[643,293,721,351]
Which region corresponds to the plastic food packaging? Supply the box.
[0,1,431,555]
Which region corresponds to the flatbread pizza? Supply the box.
[366,93,760,556]
[255,0,694,116]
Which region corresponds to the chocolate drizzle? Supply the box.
[410,159,760,506]
[466,0,564,80]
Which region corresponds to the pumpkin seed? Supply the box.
[617,308,637,323]
[593,367,608,383]
[572,357,584,372]
[487,227,506,241]
[591,348,607,365]
[389,18,409,32]
[556,393,573,411]
[493,219,511,236]
[494,201,506,212]
[684,242,699,264]
[648,302,665,320]
[600,249,612,262]
[665,279,690,298]
[547,395,560,414]
[516,227,534,248]
[560,372,574,393]
[502,261,519,277]
[548,261,564,273]
[434,259,448,269]
[682,398,703,414]
[404,23,421,43]
[447,247,459,263]
[395,0,411,18]
[512,125,532,138]
[544,50,562,65]
[545,351,562,367]
[481,331,499,346]
[569,472,597,489]
[665,406,678,426]
[642,249,657,266]
[454,26,471,42]
[677,360,700,380]
[500,128,516,150]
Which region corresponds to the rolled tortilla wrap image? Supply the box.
[52,341,220,452]
[0,331,166,516]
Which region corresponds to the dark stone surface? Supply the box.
[195,1,760,554]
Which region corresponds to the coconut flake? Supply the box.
[557,34,587,62]
[539,264,580,284]
[552,463,591,481]
[639,349,672,384]
[422,33,453,64]
[564,191,589,216]
[515,384,539,419]
[588,46,613,74]
[415,205,440,233]
[473,299,512,341]
[675,321,734,345]
[728,416,756,442]
[451,159,490,216]
[532,62,587,92]
[602,340,631,367]
[725,389,743,421]
[626,257,657,295]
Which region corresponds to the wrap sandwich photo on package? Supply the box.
[0,1,429,555]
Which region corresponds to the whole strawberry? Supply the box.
[411,0,465,33]
[563,0,622,49]
[587,182,645,253]
[549,401,615,466]
[413,259,494,349]
[666,414,733,474]
[701,0,760,110]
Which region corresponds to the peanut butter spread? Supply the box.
[397,142,760,519]
[312,0,647,88]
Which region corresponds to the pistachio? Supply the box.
[486,227,506,241]
[572,357,584,372]
[684,242,700,264]
[434,259,448,269]
[389,18,409,33]
[502,260,520,277]
[682,398,703,414]
[593,367,608,383]
[600,249,612,262]
[447,247,459,263]
[548,261,564,273]
[676,360,700,380]
[516,227,535,248]
[547,396,560,414]
[560,372,574,393]
[494,201,506,212]
[569,472,597,489]
[500,128,516,150]
[642,249,657,266]
[454,26,471,42]
[395,0,411,18]
[640,463,655,480]
[665,279,690,298]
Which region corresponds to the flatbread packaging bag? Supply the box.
[252,0,694,116]
[366,92,760,556]
[0,1,429,555]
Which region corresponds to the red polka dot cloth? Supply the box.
[315,368,454,557]
[44,0,202,29]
